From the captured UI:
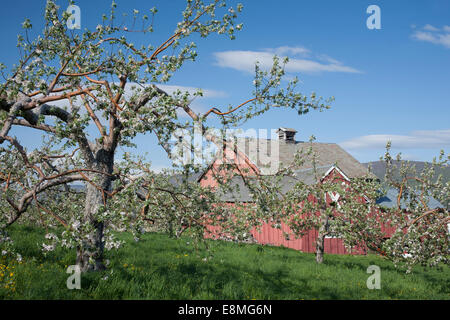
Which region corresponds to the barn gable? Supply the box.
[196,127,370,193]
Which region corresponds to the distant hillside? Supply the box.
[363,160,450,183]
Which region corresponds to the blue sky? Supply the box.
[1,0,449,170]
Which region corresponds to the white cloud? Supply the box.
[411,25,450,48]
[266,46,311,57]
[423,24,440,32]
[340,129,450,150]
[213,46,362,74]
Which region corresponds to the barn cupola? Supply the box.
[277,127,297,143]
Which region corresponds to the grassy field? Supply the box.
[0,224,449,300]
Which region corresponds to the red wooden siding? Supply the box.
[249,222,366,255]
[202,148,377,255]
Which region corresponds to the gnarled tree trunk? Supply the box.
[76,148,114,272]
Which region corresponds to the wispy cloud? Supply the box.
[213,46,362,75]
[340,129,450,150]
[266,46,311,57]
[423,24,440,32]
[411,24,450,48]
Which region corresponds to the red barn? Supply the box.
[188,127,441,255]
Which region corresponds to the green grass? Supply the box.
[1,224,449,299]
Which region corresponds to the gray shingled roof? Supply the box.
[376,189,443,209]
[167,135,377,202]
[168,171,204,186]
[196,136,371,202]
[216,165,336,202]
[216,173,444,207]
[234,138,369,177]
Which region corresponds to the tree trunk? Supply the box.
[315,213,329,264]
[76,148,114,272]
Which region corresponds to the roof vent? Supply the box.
[277,127,297,143]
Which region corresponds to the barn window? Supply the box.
[328,191,341,209]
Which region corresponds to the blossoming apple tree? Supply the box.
[0,0,330,271]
